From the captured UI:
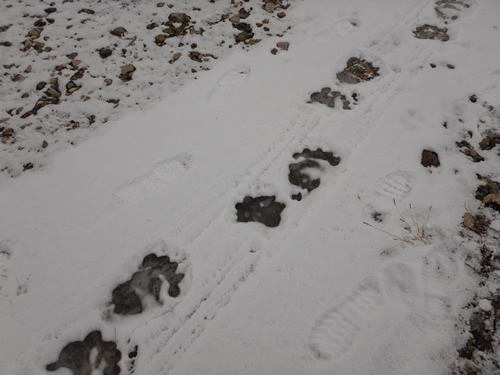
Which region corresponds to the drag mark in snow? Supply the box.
[206,65,251,105]
[308,276,384,360]
[422,251,457,322]
[374,171,413,200]
[112,153,192,205]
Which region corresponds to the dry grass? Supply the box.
[363,199,432,246]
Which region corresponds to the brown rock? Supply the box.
[119,64,136,81]
[421,149,440,167]
[264,3,274,13]
[463,212,474,230]
[483,194,500,205]
[276,41,289,51]
[271,48,278,55]
[155,34,167,46]
[111,27,127,37]
[277,12,286,18]
[229,15,240,24]
[24,65,32,73]
[104,78,113,86]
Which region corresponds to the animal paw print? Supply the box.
[288,148,341,201]
[111,253,185,316]
[46,330,121,375]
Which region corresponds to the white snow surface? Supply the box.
[1,0,500,375]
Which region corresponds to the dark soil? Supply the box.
[235,196,286,227]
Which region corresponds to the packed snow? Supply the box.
[1,0,500,374]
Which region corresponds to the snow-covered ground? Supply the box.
[1,0,500,374]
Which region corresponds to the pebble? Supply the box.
[45,7,57,14]
[111,27,127,37]
[421,149,440,167]
[119,64,136,81]
[277,12,286,18]
[276,41,289,51]
[99,47,112,59]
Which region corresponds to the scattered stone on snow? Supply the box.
[479,133,500,151]
[475,179,500,212]
[421,149,440,167]
[111,253,185,315]
[78,8,95,15]
[456,140,484,162]
[235,196,286,227]
[119,64,136,81]
[463,212,490,235]
[337,57,380,84]
[162,13,191,38]
[309,87,352,110]
[276,41,289,51]
[99,47,113,59]
[110,27,127,37]
[46,331,121,375]
[413,24,450,41]
[270,48,278,55]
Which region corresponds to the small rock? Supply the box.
[463,212,475,230]
[234,22,252,33]
[469,95,477,103]
[1,128,14,137]
[99,48,112,59]
[21,92,29,99]
[119,64,136,81]
[66,81,80,95]
[34,19,47,28]
[104,78,113,86]
[110,27,127,37]
[235,31,254,43]
[24,65,32,73]
[483,194,500,205]
[157,2,165,7]
[44,7,57,14]
[11,74,26,82]
[42,140,48,149]
[0,41,12,47]
[154,34,167,46]
[23,163,34,171]
[271,48,278,55]
[169,52,182,64]
[447,64,455,69]
[0,25,11,33]
[229,15,240,24]
[169,13,190,24]
[277,12,286,18]
[276,41,289,51]
[70,59,81,68]
[36,81,47,90]
[33,42,45,52]
[147,23,159,30]
[421,149,440,167]
[264,3,274,13]
[66,52,78,59]
[479,133,500,151]
[78,8,95,15]
[27,27,43,39]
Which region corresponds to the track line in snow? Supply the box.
[206,65,252,105]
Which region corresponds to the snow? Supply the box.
[1,0,500,374]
